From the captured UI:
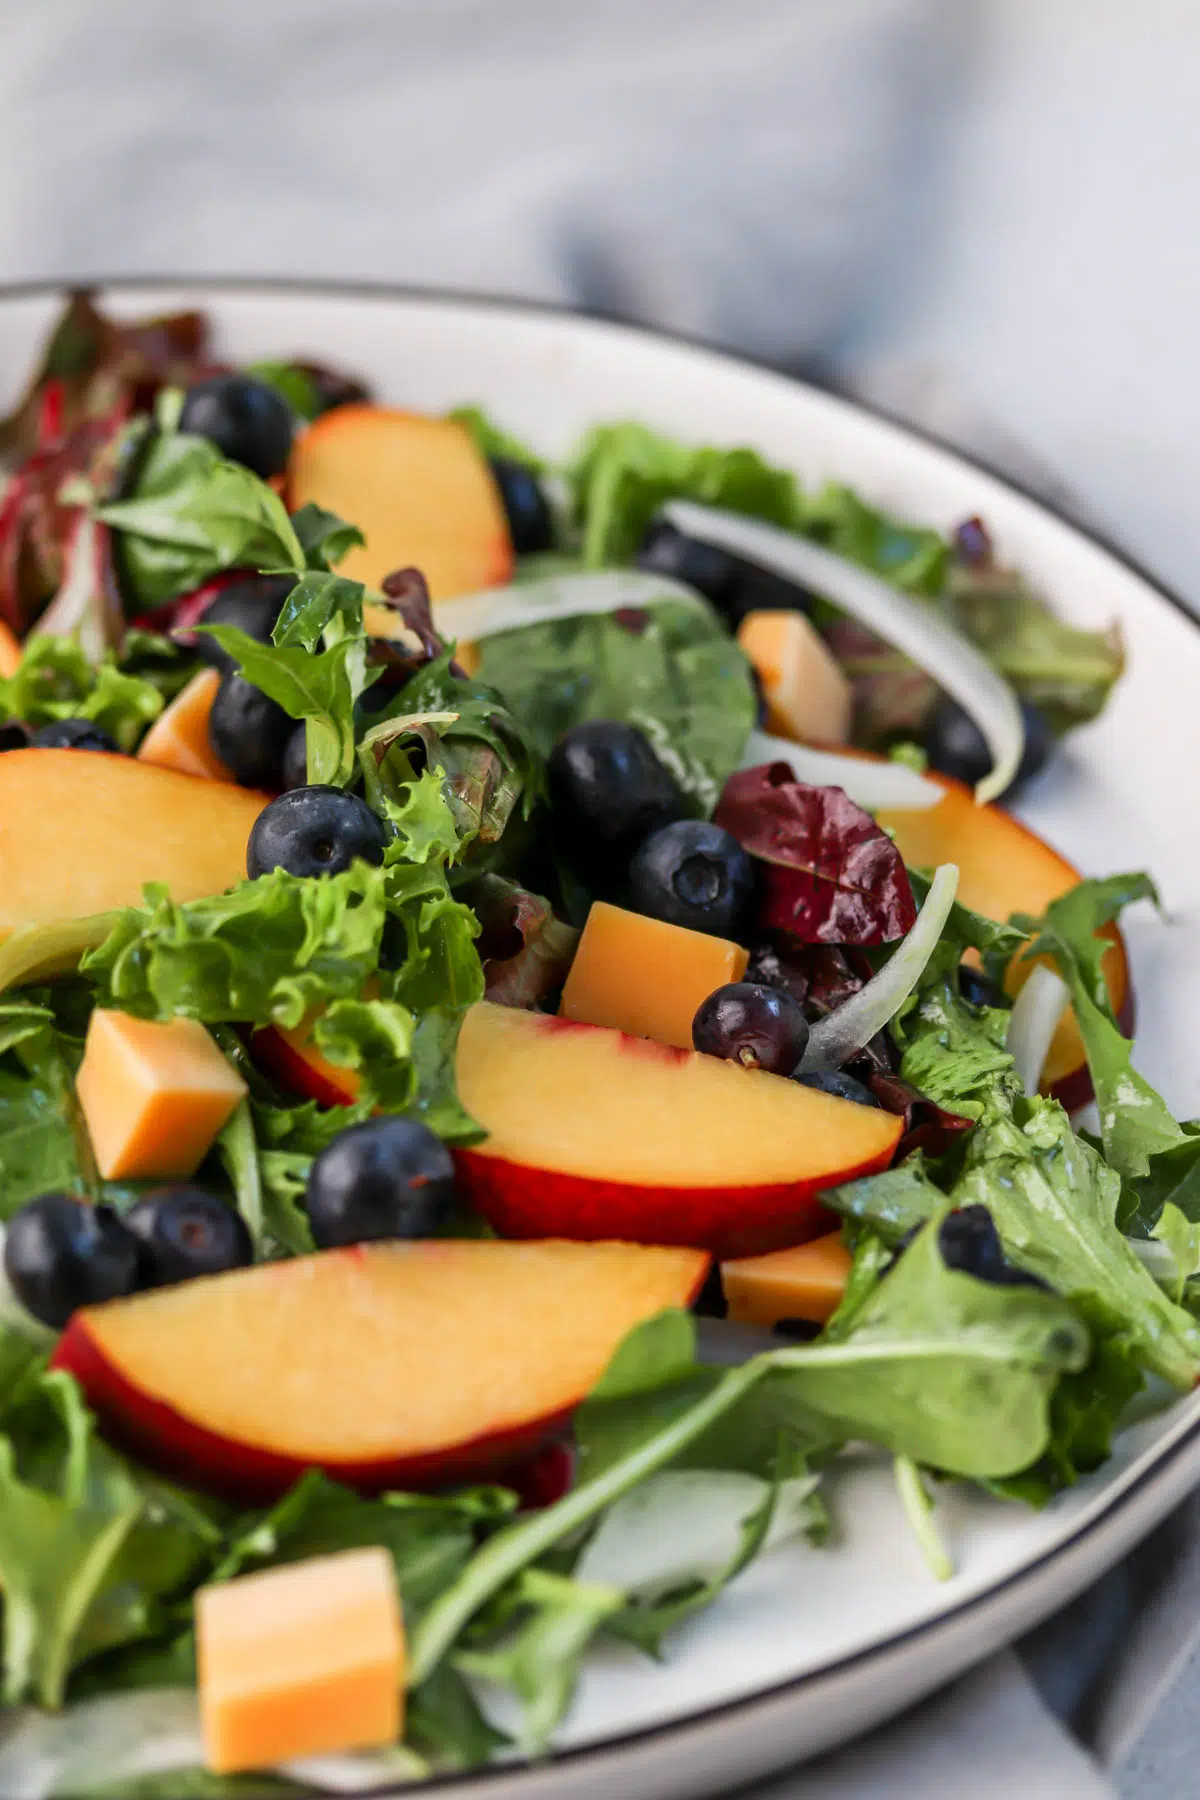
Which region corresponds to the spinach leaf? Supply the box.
[472,597,755,811]
[287,503,365,573]
[0,634,164,751]
[1014,874,1185,1178]
[95,431,302,612]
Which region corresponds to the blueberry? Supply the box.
[305,1116,457,1249]
[795,1068,881,1108]
[179,374,294,480]
[489,457,553,555]
[195,575,294,675]
[693,982,809,1075]
[637,518,813,628]
[30,718,120,753]
[547,721,684,886]
[0,722,29,751]
[926,696,1052,798]
[627,819,756,939]
[938,1203,1048,1290]
[247,785,387,880]
[4,1193,143,1328]
[208,673,294,788]
[957,963,1008,1010]
[281,723,309,792]
[125,1186,253,1288]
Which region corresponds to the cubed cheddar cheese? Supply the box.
[560,900,748,1051]
[737,610,852,746]
[76,1009,247,1181]
[722,1231,853,1327]
[196,1546,405,1774]
[137,668,232,782]
[0,619,21,679]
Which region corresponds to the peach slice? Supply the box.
[137,667,232,782]
[287,406,513,602]
[0,750,267,939]
[0,618,21,677]
[52,1239,708,1502]
[454,1002,902,1259]
[876,771,1131,1103]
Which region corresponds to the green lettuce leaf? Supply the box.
[82,866,387,1033]
[800,482,949,598]
[0,1005,95,1216]
[567,421,802,567]
[96,430,303,612]
[471,597,755,811]
[0,635,164,751]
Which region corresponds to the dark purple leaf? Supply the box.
[715,763,917,946]
[472,876,580,1010]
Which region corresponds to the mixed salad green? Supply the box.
[0,291,1187,1796]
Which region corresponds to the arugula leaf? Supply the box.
[1121,1125,1200,1237]
[0,1010,94,1215]
[823,1157,946,1247]
[287,503,365,573]
[245,359,321,421]
[953,1099,1200,1389]
[568,422,802,568]
[987,1327,1146,1507]
[117,627,197,706]
[0,1372,217,1707]
[407,1661,510,1771]
[200,620,374,788]
[455,1567,624,1755]
[0,634,164,751]
[1148,1203,1200,1304]
[413,1263,1085,1686]
[447,406,545,474]
[96,430,303,612]
[472,597,756,811]
[1013,875,1184,1178]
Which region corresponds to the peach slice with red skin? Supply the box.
[53,1238,708,1504]
[452,1002,903,1259]
[876,769,1132,1105]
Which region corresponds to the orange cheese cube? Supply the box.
[137,668,232,782]
[560,900,749,1051]
[76,1009,247,1181]
[0,619,21,678]
[196,1546,405,1774]
[737,610,852,745]
[722,1231,853,1327]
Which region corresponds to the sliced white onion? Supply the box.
[1006,964,1071,1097]
[0,1689,204,1800]
[739,727,941,813]
[799,863,961,1071]
[663,500,1025,804]
[430,568,704,644]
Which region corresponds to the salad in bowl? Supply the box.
[0,289,1188,1795]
